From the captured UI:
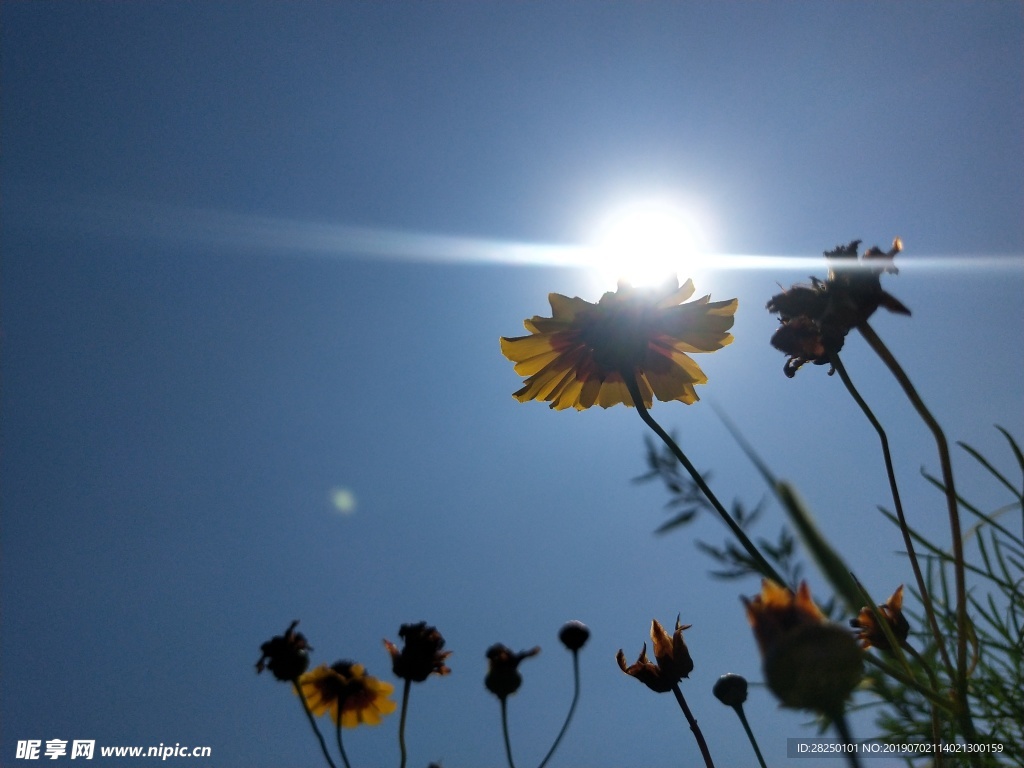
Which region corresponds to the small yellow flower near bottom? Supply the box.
[298,662,397,728]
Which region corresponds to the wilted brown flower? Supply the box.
[256,620,311,682]
[744,581,862,715]
[767,238,909,377]
[743,581,826,657]
[383,622,452,682]
[850,585,910,651]
[484,644,540,700]
[616,617,694,693]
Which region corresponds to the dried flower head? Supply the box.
[501,277,737,409]
[384,622,452,682]
[256,620,311,682]
[616,616,694,693]
[743,581,827,658]
[850,585,910,651]
[484,644,540,700]
[299,661,397,728]
[744,581,862,715]
[767,238,909,377]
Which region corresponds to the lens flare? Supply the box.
[591,201,707,287]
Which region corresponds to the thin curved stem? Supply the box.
[903,643,945,767]
[397,679,411,768]
[830,352,955,681]
[536,650,581,768]
[831,710,863,768]
[500,697,517,768]
[334,714,352,768]
[857,322,975,747]
[732,705,768,768]
[625,376,786,587]
[671,683,715,768]
[293,680,339,768]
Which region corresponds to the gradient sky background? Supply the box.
[2,3,1022,767]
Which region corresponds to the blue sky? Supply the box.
[2,3,1022,767]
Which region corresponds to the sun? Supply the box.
[590,200,707,288]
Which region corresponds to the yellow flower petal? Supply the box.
[501,278,736,410]
[297,662,396,730]
[656,277,696,308]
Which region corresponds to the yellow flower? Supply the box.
[500,277,737,410]
[616,617,694,693]
[850,585,910,651]
[298,662,397,728]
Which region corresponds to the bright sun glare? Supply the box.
[591,200,706,288]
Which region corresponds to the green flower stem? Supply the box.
[500,698,517,768]
[831,710,863,768]
[711,405,862,609]
[830,352,954,681]
[334,714,353,768]
[293,680,339,768]
[903,643,945,766]
[670,683,716,768]
[626,376,786,587]
[730,702,768,768]
[536,649,581,768]
[397,679,411,768]
[856,321,976,747]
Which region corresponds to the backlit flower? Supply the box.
[616,616,694,693]
[850,585,910,651]
[299,661,397,728]
[256,620,311,682]
[384,622,452,682]
[743,581,862,714]
[501,277,737,410]
[484,643,541,700]
[767,238,909,377]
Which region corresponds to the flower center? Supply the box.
[579,303,654,375]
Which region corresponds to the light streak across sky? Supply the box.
[37,197,1024,274]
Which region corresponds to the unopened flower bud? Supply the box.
[712,673,748,707]
[558,620,590,652]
